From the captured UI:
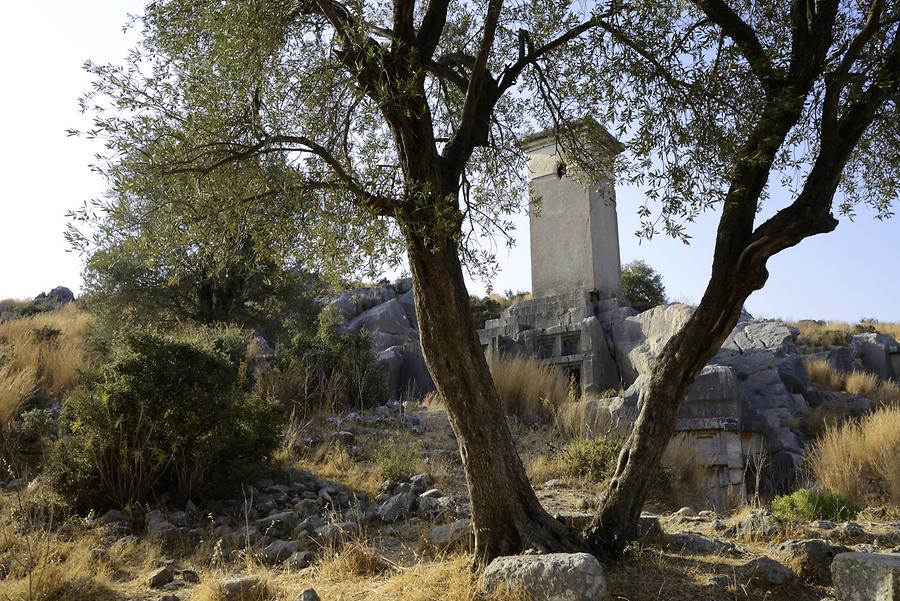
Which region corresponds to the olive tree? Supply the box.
[75,0,898,563]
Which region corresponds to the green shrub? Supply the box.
[263,307,386,416]
[374,432,422,482]
[45,328,282,511]
[560,437,623,482]
[621,260,666,312]
[771,488,863,523]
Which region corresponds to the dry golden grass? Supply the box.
[660,434,711,506]
[810,406,900,504]
[489,354,575,421]
[0,304,93,425]
[294,443,385,496]
[844,370,879,398]
[803,358,846,391]
[802,357,899,409]
[194,576,277,601]
[792,319,900,342]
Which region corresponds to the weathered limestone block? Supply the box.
[482,553,606,601]
[832,552,900,601]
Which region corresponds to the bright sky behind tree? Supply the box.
[1,1,897,322]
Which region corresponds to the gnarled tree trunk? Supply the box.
[407,228,582,565]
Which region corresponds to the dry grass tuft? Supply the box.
[793,319,900,344]
[317,540,389,579]
[802,357,899,409]
[489,354,576,421]
[844,370,879,398]
[660,434,711,506]
[810,406,900,504]
[803,358,846,391]
[0,305,93,425]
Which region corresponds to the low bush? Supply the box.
[810,406,900,504]
[374,431,422,482]
[559,437,623,482]
[259,308,386,417]
[797,329,852,349]
[45,328,282,511]
[0,304,93,426]
[771,488,862,523]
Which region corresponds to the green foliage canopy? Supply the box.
[620,260,666,312]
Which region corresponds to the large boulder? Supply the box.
[851,333,900,380]
[328,278,435,400]
[31,286,75,311]
[774,538,846,584]
[832,552,900,601]
[482,553,606,601]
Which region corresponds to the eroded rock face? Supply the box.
[832,552,900,601]
[482,553,606,601]
[328,278,434,399]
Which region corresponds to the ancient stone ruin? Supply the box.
[331,124,900,510]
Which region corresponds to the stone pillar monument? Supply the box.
[521,125,623,299]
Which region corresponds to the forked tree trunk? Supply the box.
[584,267,762,558]
[407,232,582,565]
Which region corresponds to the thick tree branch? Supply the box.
[692,0,783,93]
[416,0,451,61]
[163,135,395,216]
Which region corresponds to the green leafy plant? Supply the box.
[374,432,422,482]
[560,437,623,482]
[620,260,667,312]
[771,488,863,523]
[45,328,282,511]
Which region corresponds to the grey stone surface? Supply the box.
[262,539,299,565]
[774,539,844,584]
[669,532,736,555]
[852,333,900,380]
[425,519,472,550]
[482,552,606,601]
[284,550,316,571]
[832,552,900,601]
[378,492,417,523]
[744,556,795,585]
[294,589,321,601]
[217,575,264,600]
[148,566,175,589]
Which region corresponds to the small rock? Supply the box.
[425,519,472,550]
[89,547,110,563]
[419,488,443,499]
[263,539,300,565]
[378,492,417,523]
[810,520,836,530]
[839,522,865,537]
[482,553,606,601]
[180,570,200,584]
[159,595,180,601]
[774,538,844,584]
[744,556,794,585]
[543,479,565,489]
[674,506,697,518]
[706,574,732,588]
[285,551,316,570]
[638,514,662,539]
[670,532,736,555]
[148,566,175,589]
[217,575,264,601]
[294,589,321,601]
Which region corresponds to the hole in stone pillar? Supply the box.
[556,162,567,178]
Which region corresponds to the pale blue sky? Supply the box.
[1,2,897,322]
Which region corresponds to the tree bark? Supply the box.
[407,230,582,566]
[584,266,759,557]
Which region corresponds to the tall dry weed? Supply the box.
[489,354,575,420]
[0,305,93,426]
[810,406,900,504]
